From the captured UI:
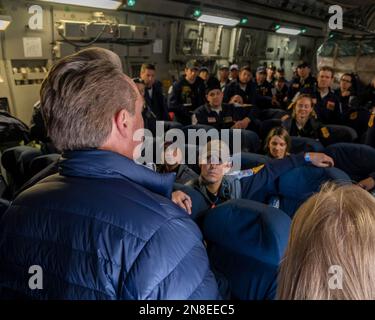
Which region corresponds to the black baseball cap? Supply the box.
[186,60,201,70]
[297,62,310,69]
[205,77,221,94]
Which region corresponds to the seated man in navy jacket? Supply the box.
[0,47,220,300]
[168,60,206,125]
[192,78,260,133]
[140,63,170,121]
[255,66,273,106]
[301,66,341,124]
[181,140,334,211]
[287,61,317,102]
[223,65,257,105]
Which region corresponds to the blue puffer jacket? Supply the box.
[0,149,220,300]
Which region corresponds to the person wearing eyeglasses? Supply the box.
[335,73,359,111]
[180,140,334,212]
[192,78,260,132]
[335,73,371,136]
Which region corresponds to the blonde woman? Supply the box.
[282,94,330,142]
[277,183,375,300]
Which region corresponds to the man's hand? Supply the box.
[308,152,335,168]
[358,177,375,191]
[231,117,250,129]
[171,190,192,215]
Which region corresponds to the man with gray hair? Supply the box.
[0,47,220,300]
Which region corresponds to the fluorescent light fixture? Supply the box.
[0,15,11,30]
[275,27,301,35]
[197,14,240,27]
[39,0,122,10]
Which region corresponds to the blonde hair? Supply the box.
[288,94,317,119]
[277,183,375,300]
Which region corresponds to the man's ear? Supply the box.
[114,108,129,138]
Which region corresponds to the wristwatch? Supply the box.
[304,152,311,163]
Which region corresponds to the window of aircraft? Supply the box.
[337,40,359,57]
[317,41,335,57]
[318,38,375,58]
[362,40,375,55]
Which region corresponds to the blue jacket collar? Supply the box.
[59,149,175,198]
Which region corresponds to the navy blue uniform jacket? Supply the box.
[168,76,206,125]
[0,149,220,300]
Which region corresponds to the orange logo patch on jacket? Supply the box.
[350,112,358,120]
[326,101,335,111]
[251,164,265,174]
[321,127,330,138]
[369,114,375,128]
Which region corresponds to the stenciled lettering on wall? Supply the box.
[28,5,43,30]
[328,5,343,30]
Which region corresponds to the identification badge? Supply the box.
[321,127,330,138]
[326,101,335,111]
[207,117,217,123]
[223,116,233,123]
[349,112,358,120]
